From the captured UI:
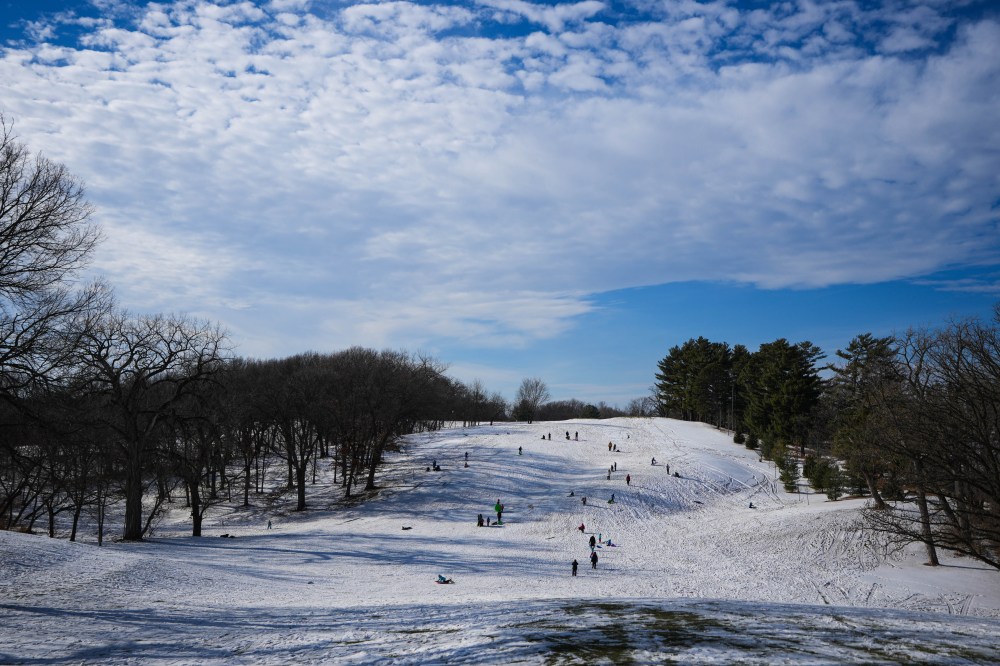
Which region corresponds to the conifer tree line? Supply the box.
[0,118,513,543]
[654,317,1000,570]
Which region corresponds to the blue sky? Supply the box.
[2,0,998,405]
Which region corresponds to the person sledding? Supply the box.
[437,575,454,584]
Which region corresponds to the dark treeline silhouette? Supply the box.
[653,315,1000,571]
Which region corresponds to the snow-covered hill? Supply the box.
[3,418,998,664]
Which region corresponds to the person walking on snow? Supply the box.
[495,500,503,523]
[589,535,596,550]
[590,551,599,569]
[572,559,578,576]
[608,442,612,451]
[626,474,631,486]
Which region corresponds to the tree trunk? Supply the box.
[916,488,939,566]
[123,445,145,541]
[295,463,307,511]
[864,471,886,510]
[70,504,82,542]
[191,482,203,537]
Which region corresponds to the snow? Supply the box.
[2,417,999,664]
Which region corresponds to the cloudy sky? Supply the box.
[2,0,998,404]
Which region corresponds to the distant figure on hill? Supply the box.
[548,433,552,440]
[626,474,631,486]
[465,451,468,460]
[749,502,755,509]
[582,496,587,505]
[651,457,656,465]
[666,463,670,474]
[608,442,612,451]
[267,519,272,529]
[590,551,599,569]
[589,535,596,549]
[518,446,522,455]
[572,559,578,576]
[613,444,618,452]
[609,493,615,503]
[578,523,585,533]
[495,500,504,523]
[574,432,578,440]
[477,513,484,527]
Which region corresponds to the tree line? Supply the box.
[653,315,1000,570]
[0,118,525,543]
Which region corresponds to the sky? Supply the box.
[1,0,998,405]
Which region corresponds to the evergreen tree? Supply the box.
[740,339,824,456]
[827,333,900,509]
[654,337,734,425]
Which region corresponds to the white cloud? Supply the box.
[0,0,996,358]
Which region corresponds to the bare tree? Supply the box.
[863,312,1000,570]
[0,117,102,398]
[69,308,229,541]
[514,377,549,422]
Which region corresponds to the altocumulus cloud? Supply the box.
[1,0,997,356]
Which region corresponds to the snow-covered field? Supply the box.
[3,418,999,664]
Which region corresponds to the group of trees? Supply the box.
[653,316,1000,571]
[0,119,514,543]
[654,336,823,455]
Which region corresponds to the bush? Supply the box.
[826,467,845,501]
[733,432,746,445]
[779,457,799,493]
[745,432,759,450]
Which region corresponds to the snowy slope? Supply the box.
[2,418,999,664]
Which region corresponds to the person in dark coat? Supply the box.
[626,474,631,486]
[589,535,596,549]
[590,551,598,569]
[572,559,578,576]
